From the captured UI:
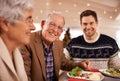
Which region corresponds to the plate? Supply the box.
[67,71,104,81]
[99,69,120,78]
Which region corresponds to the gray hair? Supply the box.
[0,0,33,23]
[46,12,65,25]
[0,0,33,34]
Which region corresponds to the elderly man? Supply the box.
[20,12,91,81]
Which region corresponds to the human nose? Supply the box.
[30,23,36,31]
[86,24,91,28]
[53,26,59,31]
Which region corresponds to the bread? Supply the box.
[89,72,101,80]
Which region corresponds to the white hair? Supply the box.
[0,0,33,23]
[45,12,65,24]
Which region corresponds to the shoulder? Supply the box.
[30,31,41,42]
[31,31,41,38]
[55,40,63,45]
[100,34,116,41]
[71,35,83,42]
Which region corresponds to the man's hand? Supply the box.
[80,60,92,71]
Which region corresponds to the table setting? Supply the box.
[59,67,120,81]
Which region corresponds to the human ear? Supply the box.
[0,20,9,32]
[41,20,45,29]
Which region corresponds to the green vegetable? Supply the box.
[106,68,120,76]
[69,66,83,76]
[106,68,120,73]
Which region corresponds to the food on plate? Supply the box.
[68,67,104,80]
[69,66,83,76]
[106,68,120,76]
[89,72,102,80]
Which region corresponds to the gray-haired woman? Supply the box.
[0,0,35,81]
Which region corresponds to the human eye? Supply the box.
[50,22,55,26]
[25,16,33,24]
[28,18,33,23]
[83,23,87,26]
[58,26,64,32]
[58,26,62,30]
[90,22,94,25]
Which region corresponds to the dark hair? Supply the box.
[80,10,98,23]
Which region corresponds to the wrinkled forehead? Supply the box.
[47,14,65,25]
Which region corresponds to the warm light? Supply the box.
[65,10,69,13]
[73,4,77,7]
[40,10,43,14]
[46,2,50,6]
[35,16,38,19]
[58,2,62,5]
[87,3,90,6]
[103,11,106,14]
[52,10,56,13]
[114,9,118,12]
[109,16,112,19]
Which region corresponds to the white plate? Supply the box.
[67,71,104,81]
[99,69,120,78]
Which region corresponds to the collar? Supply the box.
[42,41,54,53]
[83,32,100,43]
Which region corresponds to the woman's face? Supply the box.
[5,10,35,46]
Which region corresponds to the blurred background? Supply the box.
[31,0,120,48]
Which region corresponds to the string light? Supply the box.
[58,2,62,5]
[52,10,56,13]
[34,1,120,22]
[40,10,43,14]
[65,10,69,13]
[103,11,106,14]
[87,3,90,6]
[109,16,112,19]
[35,16,38,19]
[73,4,77,7]
[114,9,118,12]
[46,2,50,6]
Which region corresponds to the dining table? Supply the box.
[59,71,120,81]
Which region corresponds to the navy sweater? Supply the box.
[66,34,119,59]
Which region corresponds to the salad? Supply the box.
[69,66,83,77]
[106,68,120,76]
[68,67,104,80]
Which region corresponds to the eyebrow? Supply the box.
[26,16,32,19]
